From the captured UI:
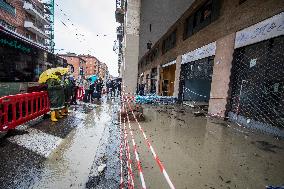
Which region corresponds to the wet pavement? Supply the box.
[0,97,283,189]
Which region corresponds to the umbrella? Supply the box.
[38,67,69,84]
[88,75,98,83]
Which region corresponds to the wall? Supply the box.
[139,0,284,74]
[139,0,195,59]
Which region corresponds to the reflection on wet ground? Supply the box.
[0,99,283,189]
[0,97,121,189]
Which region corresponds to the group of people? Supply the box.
[106,79,121,97]
[83,78,104,103]
[45,72,123,121]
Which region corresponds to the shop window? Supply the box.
[184,0,221,39]
[162,30,177,54]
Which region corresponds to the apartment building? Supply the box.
[79,55,100,77]
[59,53,86,80]
[0,0,59,96]
[0,0,54,49]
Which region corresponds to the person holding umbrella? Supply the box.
[39,67,68,122]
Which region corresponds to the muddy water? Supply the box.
[31,102,113,189]
[128,105,284,189]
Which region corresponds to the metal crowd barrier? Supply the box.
[0,91,50,132]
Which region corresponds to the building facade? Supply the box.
[79,55,100,77]
[138,0,284,137]
[0,0,58,96]
[0,0,54,50]
[59,53,86,80]
[60,53,109,81]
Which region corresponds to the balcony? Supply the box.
[24,21,49,39]
[116,26,124,40]
[23,1,50,25]
[115,8,124,23]
[0,0,16,16]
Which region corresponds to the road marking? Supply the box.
[8,128,62,158]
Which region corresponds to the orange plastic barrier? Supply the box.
[0,91,50,132]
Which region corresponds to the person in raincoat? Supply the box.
[46,72,66,122]
[62,75,73,115]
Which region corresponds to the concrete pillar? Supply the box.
[123,0,141,95]
[208,33,236,118]
[173,55,182,97]
[156,65,160,94]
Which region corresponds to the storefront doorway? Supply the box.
[180,56,214,103]
[150,68,157,94]
[160,64,176,96]
[229,36,284,128]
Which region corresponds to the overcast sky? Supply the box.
[54,0,119,77]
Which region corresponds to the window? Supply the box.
[184,0,221,39]
[0,19,16,32]
[162,30,177,54]
[149,24,152,32]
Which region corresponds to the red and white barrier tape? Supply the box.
[126,99,175,189]
[123,100,147,189]
[123,118,135,189]
[120,109,135,189]
[119,112,124,189]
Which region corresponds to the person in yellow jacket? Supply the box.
[46,72,66,122]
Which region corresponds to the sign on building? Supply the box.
[181,42,216,64]
[235,12,284,49]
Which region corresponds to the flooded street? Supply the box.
[130,105,284,189]
[0,98,283,189]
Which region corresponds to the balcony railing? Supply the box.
[116,25,124,39]
[0,0,16,16]
[115,8,124,23]
[24,21,49,39]
[23,1,50,25]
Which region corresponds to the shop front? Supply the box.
[160,60,176,96]
[0,27,48,96]
[179,42,216,104]
[150,67,158,94]
[228,12,284,134]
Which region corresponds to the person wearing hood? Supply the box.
[46,72,66,122]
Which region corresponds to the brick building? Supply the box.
[98,62,109,80]
[0,0,53,48]
[60,53,110,81]
[137,0,284,137]
[59,53,86,80]
[0,0,60,96]
[78,55,99,77]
